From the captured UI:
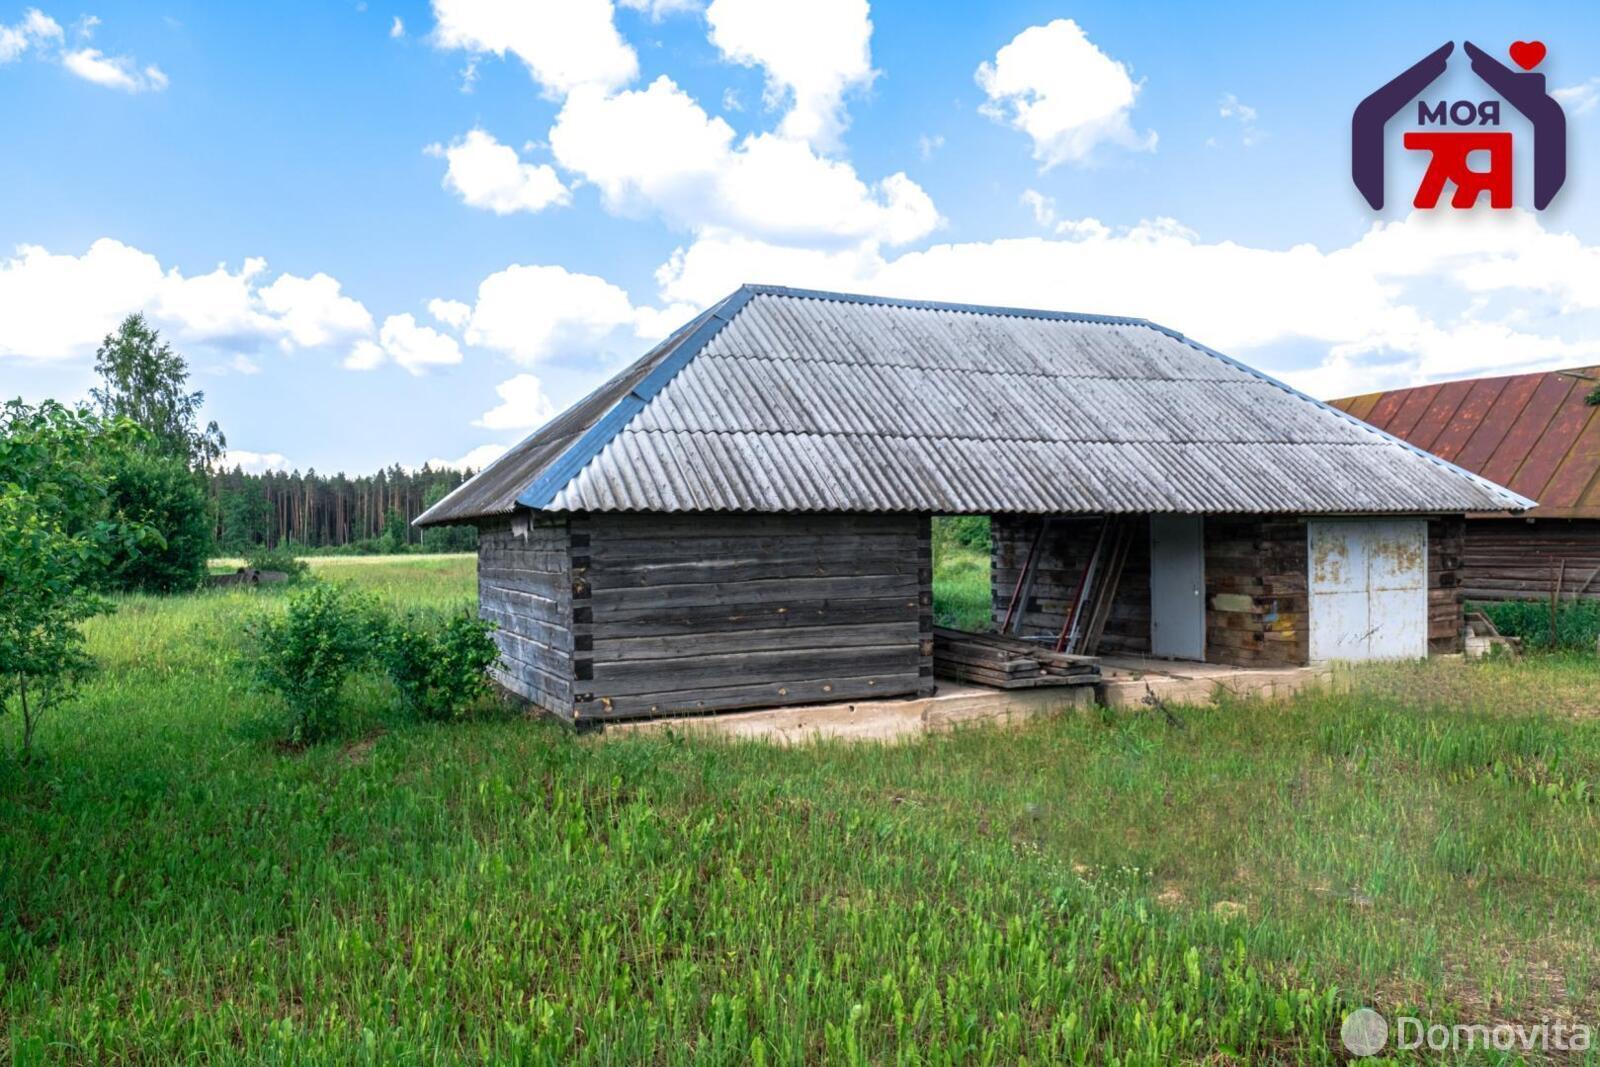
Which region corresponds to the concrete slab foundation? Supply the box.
[1096,656,1334,708]
[609,682,1094,744]
[608,657,1332,742]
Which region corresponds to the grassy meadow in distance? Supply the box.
[4,554,1600,1062]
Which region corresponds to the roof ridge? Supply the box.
[743,283,1156,328]
[615,426,1393,447]
[695,347,1249,381]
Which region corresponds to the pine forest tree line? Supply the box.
[210,464,477,553]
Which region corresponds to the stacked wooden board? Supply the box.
[932,627,1100,689]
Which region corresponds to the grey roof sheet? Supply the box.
[416,285,1530,523]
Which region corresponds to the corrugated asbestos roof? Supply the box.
[416,285,1531,524]
[1331,366,1600,519]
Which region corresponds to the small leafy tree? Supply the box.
[91,314,226,469]
[0,401,153,761]
[0,494,106,761]
[251,583,382,743]
[90,315,221,590]
[381,610,499,722]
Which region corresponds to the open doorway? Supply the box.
[931,515,992,629]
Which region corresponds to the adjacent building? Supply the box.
[1332,366,1600,602]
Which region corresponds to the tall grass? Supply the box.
[932,516,991,630]
[3,557,1600,1062]
[1473,597,1600,651]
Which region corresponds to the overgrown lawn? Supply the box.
[3,556,1599,1063]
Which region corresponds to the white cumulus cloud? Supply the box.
[428,297,472,328]
[476,372,557,430]
[0,7,61,62]
[705,0,873,149]
[976,19,1155,169]
[460,262,644,363]
[427,128,569,215]
[344,313,464,374]
[383,313,465,373]
[430,0,637,97]
[651,209,1600,401]
[257,272,374,349]
[0,240,378,362]
[62,47,167,92]
[550,76,938,245]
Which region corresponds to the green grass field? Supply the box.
[931,545,990,631]
[5,555,1600,1063]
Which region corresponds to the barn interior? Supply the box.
[926,512,1469,699]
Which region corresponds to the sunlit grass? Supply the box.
[3,556,1600,1062]
[932,546,990,630]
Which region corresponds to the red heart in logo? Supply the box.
[1509,40,1546,70]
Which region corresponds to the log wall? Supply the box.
[1459,518,1600,602]
[572,513,932,721]
[1203,516,1309,668]
[1429,517,1466,655]
[990,515,1152,655]
[477,514,574,715]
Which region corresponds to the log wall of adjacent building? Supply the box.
[572,513,932,721]
[477,514,574,715]
[1458,518,1600,602]
[990,515,1152,655]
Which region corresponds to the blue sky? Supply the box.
[3,0,1599,474]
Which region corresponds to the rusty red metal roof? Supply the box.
[1331,366,1600,518]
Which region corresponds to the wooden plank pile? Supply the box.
[932,627,1100,689]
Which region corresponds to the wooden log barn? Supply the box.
[1333,367,1600,603]
[417,286,1530,724]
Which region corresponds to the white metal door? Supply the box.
[1308,519,1428,662]
[1149,515,1205,660]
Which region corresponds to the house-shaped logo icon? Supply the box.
[1352,41,1566,211]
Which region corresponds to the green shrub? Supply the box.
[381,610,499,722]
[101,449,213,594]
[420,522,477,553]
[244,545,310,581]
[1472,599,1600,651]
[932,515,991,556]
[250,583,383,743]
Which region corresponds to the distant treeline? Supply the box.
[210,465,478,554]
